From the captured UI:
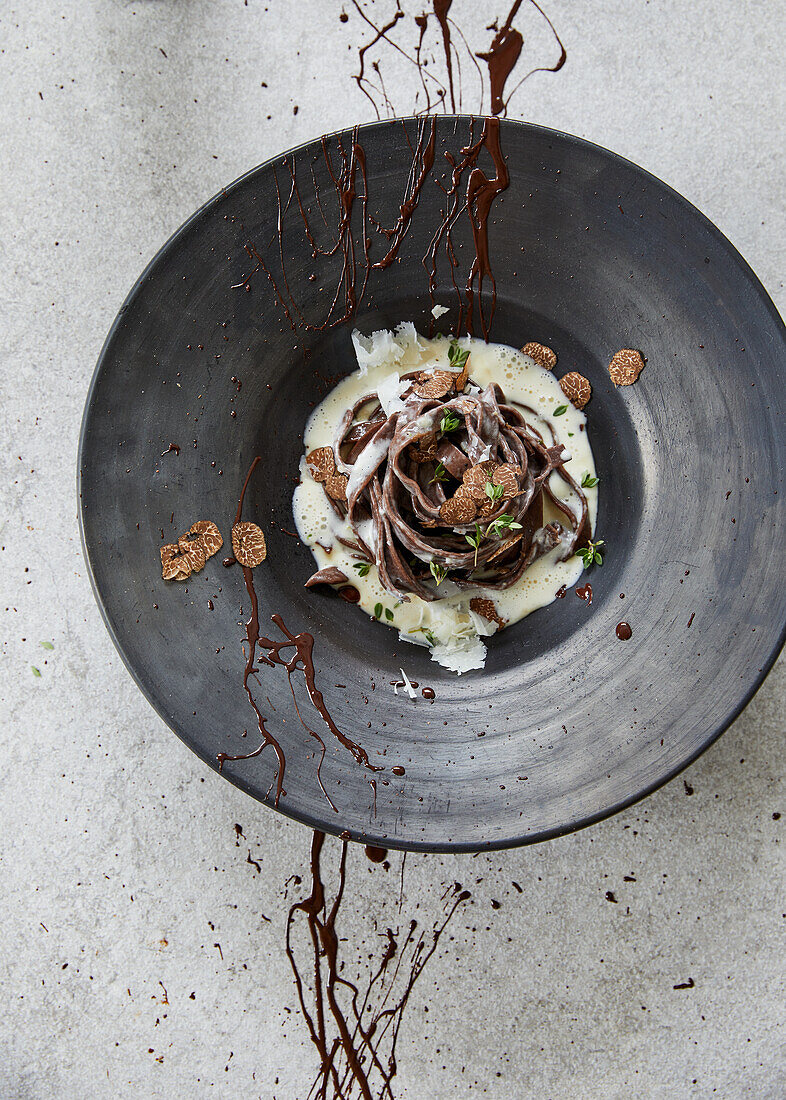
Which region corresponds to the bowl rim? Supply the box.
[77,115,786,852]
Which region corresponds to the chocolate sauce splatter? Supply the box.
[615,621,632,640]
[347,0,565,119]
[673,977,695,990]
[477,1,566,116]
[217,459,378,812]
[217,458,288,803]
[463,116,509,337]
[161,442,181,456]
[242,3,566,339]
[365,844,388,863]
[433,0,456,111]
[287,831,470,1098]
[477,8,524,116]
[422,116,510,337]
[372,116,437,270]
[261,614,381,774]
[576,583,593,605]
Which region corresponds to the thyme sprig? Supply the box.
[576,539,604,567]
[485,513,522,540]
[465,523,483,568]
[463,513,523,567]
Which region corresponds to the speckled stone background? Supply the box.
[1,2,784,1098]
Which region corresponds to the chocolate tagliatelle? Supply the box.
[307,348,591,603]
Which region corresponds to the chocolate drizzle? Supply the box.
[217,458,288,803]
[433,0,456,112]
[372,117,437,271]
[575,582,593,605]
[261,614,381,775]
[286,831,470,1099]
[477,11,523,116]
[217,458,379,812]
[236,129,370,334]
[347,0,565,119]
[477,1,566,117]
[239,3,566,340]
[463,116,509,337]
[421,116,510,337]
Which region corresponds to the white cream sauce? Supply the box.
[293,324,598,673]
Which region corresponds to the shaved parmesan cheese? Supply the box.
[352,328,405,374]
[431,633,487,674]
[376,372,409,415]
[394,320,423,349]
[399,668,417,700]
[469,610,499,637]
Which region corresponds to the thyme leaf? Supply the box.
[440,410,461,434]
[448,341,470,371]
[429,562,448,586]
[429,461,448,485]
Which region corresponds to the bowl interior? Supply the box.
[80,117,786,850]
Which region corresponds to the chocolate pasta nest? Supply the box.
[306,347,590,603]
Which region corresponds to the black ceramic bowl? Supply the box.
[79,117,786,851]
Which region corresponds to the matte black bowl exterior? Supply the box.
[79,117,786,852]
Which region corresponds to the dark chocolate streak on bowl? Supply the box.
[78,117,786,851]
[217,456,380,813]
[239,115,511,339]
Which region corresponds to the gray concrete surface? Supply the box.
[1,2,784,1097]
